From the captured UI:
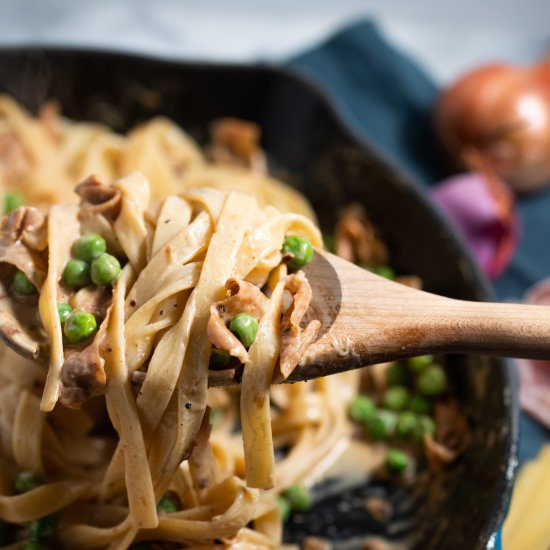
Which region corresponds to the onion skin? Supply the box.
[436,59,550,193]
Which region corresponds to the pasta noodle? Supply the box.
[0,96,466,550]
[0,97,315,219]
[0,96,353,549]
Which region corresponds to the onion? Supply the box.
[436,56,550,193]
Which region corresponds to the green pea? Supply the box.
[4,192,24,214]
[276,495,292,522]
[209,349,231,370]
[414,415,437,441]
[13,270,37,296]
[370,265,395,279]
[62,259,90,289]
[323,234,336,253]
[229,313,259,348]
[407,355,434,373]
[29,514,58,541]
[281,235,314,269]
[417,366,447,396]
[90,253,121,286]
[348,395,376,423]
[157,495,179,514]
[383,386,410,411]
[365,410,397,440]
[386,362,409,387]
[64,310,97,344]
[57,302,72,325]
[395,411,418,439]
[284,484,311,512]
[14,471,44,494]
[72,233,106,262]
[386,449,409,474]
[409,394,431,415]
[209,408,223,426]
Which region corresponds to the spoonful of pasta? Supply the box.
[2,174,550,410]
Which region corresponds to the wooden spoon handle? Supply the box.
[409,297,550,357]
[374,296,550,357]
[295,293,550,382]
[289,250,550,382]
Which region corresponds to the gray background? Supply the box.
[1,0,549,83]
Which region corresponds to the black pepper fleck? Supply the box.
[129,299,136,307]
[198,478,208,489]
[164,219,171,224]
[159,309,164,315]
[185,402,192,409]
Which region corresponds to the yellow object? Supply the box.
[502,445,550,549]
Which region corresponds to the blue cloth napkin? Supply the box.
[289,18,549,467]
[290,20,449,187]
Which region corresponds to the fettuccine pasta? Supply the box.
[0,96,315,219]
[0,97,356,550]
[0,96,467,550]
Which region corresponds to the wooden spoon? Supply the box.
[211,248,550,387]
[3,249,550,387]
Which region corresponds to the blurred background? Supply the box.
[1,0,549,82]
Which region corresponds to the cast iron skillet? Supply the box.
[0,48,517,550]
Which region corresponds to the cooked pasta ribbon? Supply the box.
[0,98,359,550]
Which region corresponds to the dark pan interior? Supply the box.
[0,48,517,549]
